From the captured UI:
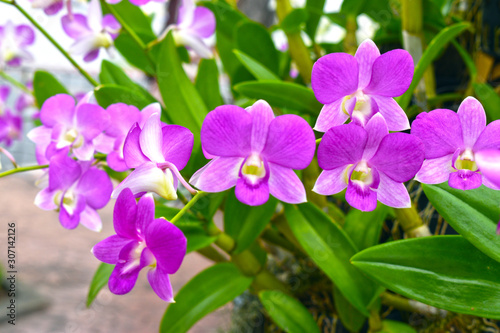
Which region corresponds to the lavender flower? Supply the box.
[190,100,316,206]
[412,97,500,190]
[314,114,424,212]
[0,21,35,68]
[0,110,22,147]
[112,112,194,200]
[15,82,35,113]
[34,152,113,231]
[92,188,186,301]
[311,39,413,132]
[61,0,121,62]
[0,85,10,115]
[29,0,64,15]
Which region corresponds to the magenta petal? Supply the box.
[235,178,270,206]
[48,153,81,190]
[76,168,112,209]
[474,120,500,152]
[147,267,174,302]
[34,187,57,210]
[458,97,486,148]
[15,24,35,45]
[72,140,95,161]
[262,115,315,169]
[44,1,64,15]
[362,113,388,160]
[146,219,186,274]
[369,95,410,131]
[93,235,132,264]
[105,103,140,137]
[40,94,75,128]
[140,113,164,163]
[123,123,149,168]
[411,109,463,159]
[113,188,139,240]
[190,157,243,192]
[107,151,129,172]
[318,124,366,170]
[415,154,453,184]
[268,163,306,204]
[345,182,377,212]
[311,53,359,104]
[76,103,108,140]
[135,194,155,237]
[102,14,121,36]
[79,206,103,232]
[161,125,194,170]
[313,166,348,195]
[248,100,275,153]
[189,7,215,38]
[201,105,252,157]
[314,98,350,132]
[476,149,500,188]
[448,170,482,190]
[355,39,380,89]
[108,241,145,295]
[364,49,414,97]
[83,49,100,62]
[376,173,411,208]
[61,14,91,39]
[59,195,86,229]
[370,133,424,182]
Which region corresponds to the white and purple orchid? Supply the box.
[0,85,10,116]
[27,93,109,164]
[61,0,121,62]
[34,152,113,231]
[412,96,500,191]
[0,109,22,147]
[0,21,35,68]
[112,112,194,200]
[314,114,424,212]
[29,0,64,15]
[93,188,186,302]
[15,82,35,113]
[190,100,316,206]
[311,39,414,132]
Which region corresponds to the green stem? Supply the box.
[0,0,12,4]
[170,191,207,224]
[101,0,155,70]
[0,164,48,178]
[0,71,31,94]
[394,204,431,238]
[196,246,227,263]
[10,1,98,87]
[381,291,446,315]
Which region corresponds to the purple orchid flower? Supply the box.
[314,114,424,212]
[0,85,10,115]
[29,0,64,15]
[311,39,414,132]
[0,110,22,147]
[93,188,186,301]
[411,97,500,191]
[34,152,113,231]
[15,82,35,113]
[27,93,109,164]
[112,112,194,200]
[190,100,316,206]
[95,103,159,172]
[61,0,121,62]
[0,21,35,68]
[170,0,216,59]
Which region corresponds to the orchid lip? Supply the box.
[240,154,267,185]
[454,148,478,172]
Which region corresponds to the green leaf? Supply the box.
[305,0,326,38]
[284,203,382,315]
[160,263,253,333]
[195,58,224,110]
[344,204,389,251]
[422,183,500,262]
[381,320,417,333]
[33,70,70,107]
[234,81,322,115]
[474,83,500,121]
[108,1,155,39]
[224,190,277,254]
[94,84,153,109]
[233,50,280,81]
[86,263,114,307]
[397,22,470,110]
[235,22,279,76]
[114,33,156,75]
[281,8,309,34]
[333,287,367,332]
[352,236,500,319]
[259,290,320,333]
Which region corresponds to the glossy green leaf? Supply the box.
[160,263,253,333]
[281,8,309,34]
[474,82,500,121]
[352,236,500,319]
[224,190,277,254]
[398,22,470,110]
[234,81,322,115]
[108,0,155,39]
[333,287,366,332]
[381,320,416,333]
[114,34,156,75]
[344,204,389,251]
[33,70,70,107]
[284,203,382,315]
[86,262,114,307]
[94,84,152,109]
[195,58,224,110]
[259,290,320,333]
[234,50,280,81]
[422,183,500,262]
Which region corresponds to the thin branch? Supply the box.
[0,164,48,178]
[170,191,207,224]
[0,71,32,94]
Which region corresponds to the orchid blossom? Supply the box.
[0,85,10,116]
[412,97,500,190]
[0,21,35,68]
[93,188,186,301]
[190,100,316,206]
[15,82,35,113]
[29,0,64,15]
[112,112,194,200]
[0,110,22,147]
[61,0,121,62]
[311,39,413,132]
[314,114,424,211]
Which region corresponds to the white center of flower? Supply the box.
[94,32,113,49]
[59,128,84,149]
[455,148,478,171]
[349,161,375,187]
[120,241,148,275]
[241,154,266,185]
[53,189,77,214]
[342,91,372,124]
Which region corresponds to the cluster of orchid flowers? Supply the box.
[0,84,34,147]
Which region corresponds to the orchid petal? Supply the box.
[34,187,57,210]
[123,123,149,168]
[76,167,112,209]
[87,0,103,33]
[415,154,453,184]
[113,188,139,240]
[135,194,155,237]
[190,157,243,192]
[345,181,377,212]
[92,235,132,264]
[369,95,410,131]
[362,113,388,160]
[59,194,86,229]
[355,39,380,89]
[83,49,100,62]
[235,178,270,206]
[61,14,90,40]
[188,7,215,38]
[15,25,35,46]
[146,219,186,274]
[458,96,486,148]
[474,120,500,152]
[313,166,349,196]
[40,94,75,128]
[318,124,366,170]
[107,151,129,172]
[475,149,500,188]
[448,170,482,190]
[376,173,411,208]
[313,98,350,132]
[48,153,81,191]
[140,113,165,163]
[76,103,108,140]
[176,31,213,58]
[248,100,274,153]
[108,241,144,295]
[161,125,193,170]
[147,267,174,302]
[268,163,307,204]
[79,206,103,232]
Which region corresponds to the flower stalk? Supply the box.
[0,71,32,94]
[394,204,432,238]
[170,191,207,224]
[0,164,48,179]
